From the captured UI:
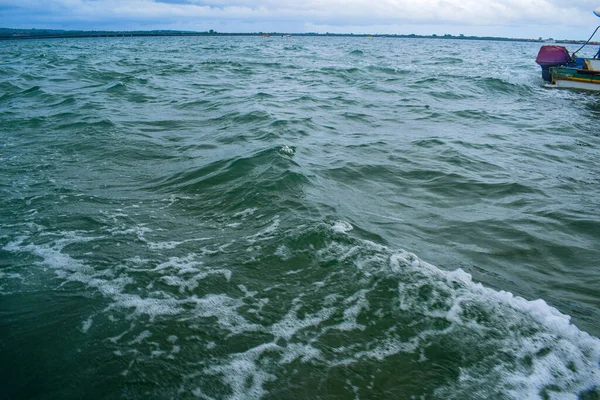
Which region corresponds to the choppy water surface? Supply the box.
[1,36,599,399]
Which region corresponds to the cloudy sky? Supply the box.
[1,0,600,39]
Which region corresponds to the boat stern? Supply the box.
[536,45,572,81]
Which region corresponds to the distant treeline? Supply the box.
[0,28,592,44]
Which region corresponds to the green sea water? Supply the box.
[1,36,599,399]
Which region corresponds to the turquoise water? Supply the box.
[1,36,599,398]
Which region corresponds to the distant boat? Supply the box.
[262,34,270,38]
[365,35,373,38]
[535,7,600,91]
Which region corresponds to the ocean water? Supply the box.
[1,36,599,399]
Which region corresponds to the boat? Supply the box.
[536,7,600,91]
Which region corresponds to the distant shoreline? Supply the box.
[0,28,592,44]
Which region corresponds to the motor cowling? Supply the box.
[536,45,571,81]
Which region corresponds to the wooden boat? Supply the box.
[535,7,600,91]
[549,60,600,90]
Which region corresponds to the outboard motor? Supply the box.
[536,45,571,81]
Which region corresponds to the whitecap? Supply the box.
[332,220,353,233]
[279,145,294,155]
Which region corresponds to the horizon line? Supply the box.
[0,27,586,44]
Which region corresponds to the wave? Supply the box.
[145,146,309,214]
[427,56,464,65]
[283,45,306,51]
[2,219,598,399]
[366,65,411,76]
[474,77,534,96]
[2,35,600,399]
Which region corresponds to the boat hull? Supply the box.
[547,80,600,91]
[550,66,600,91]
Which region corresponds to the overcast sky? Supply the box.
[1,0,600,39]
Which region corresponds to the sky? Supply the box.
[1,0,600,40]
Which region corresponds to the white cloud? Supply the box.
[1,0,599,39]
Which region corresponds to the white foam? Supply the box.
[206,341,217,350]
[280,145,294,155]
[161,269,231,293]
[4,235,96,277]
[5,224,599,398]
[129,330,152,345]
[0,272,22,280]
[188,294,262,335]
[4,233,245,332]
[218,242,233,252]
[332,220,353,233]
[113,294,183,321]
[331,289,369,332]
[108,323,136,344]
[151,350,166,358]
[192,388,217,400]
[246,216,280,243]
[279,343,322,364]
[148,240,185,250]
[147,237,212,250]
[200,247,219,255]
[388,251,600,397]
[158,194,194,209]
[274,244,292,260]
[106,221,152,242]
[204,342,280,400]
[270,302,336,341]
[391,251,597,345]
[154,254,203,274]
[285,269,302,275]
[304,236,600,397]
[233,208,258,218]
[167,335,178,343]
[81,316,93,333]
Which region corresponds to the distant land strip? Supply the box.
[0,28,593,44]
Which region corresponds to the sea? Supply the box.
[1,35,599,399]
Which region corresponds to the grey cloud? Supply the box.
[1,0,599,38]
